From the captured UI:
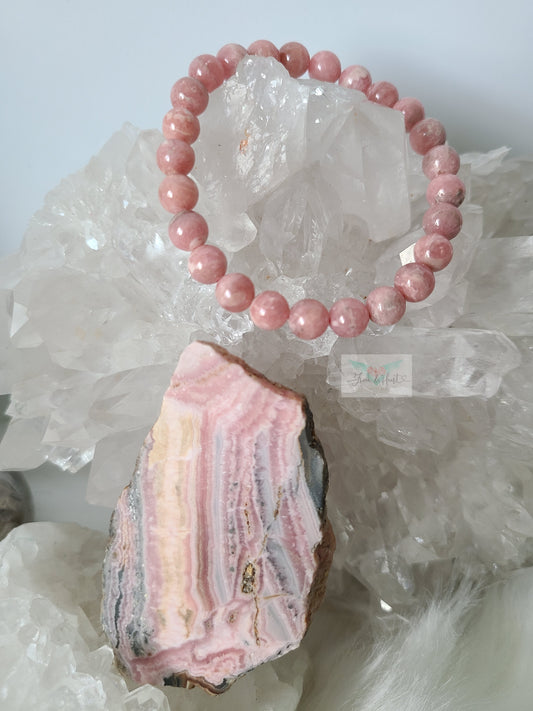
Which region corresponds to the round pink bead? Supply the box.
[409,118,446,155]
[189,54,225,93]
[366,81,399,108]
[170,77,209,116]
[288,299,330,340]
[250,291,290,330]
[422,145,460,180]
[216,43,247,78]
[366,286,406,326]
[159,175,198,213]
[339,65,372,93]
[162,107,200,144]
[309,50,341,83]
[414,233,453,271]
[329,298,369,338]
[188,245,227,284]
[427,174,465,207]
[247,40,280,61]
[279,41,310,78]
[422,203,462,239]
[168,211,208,251]
[215,273,255,312]
[156,140,195,175]
[393,97,425,132]
[394,263,435,302]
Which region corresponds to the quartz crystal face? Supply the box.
[101,341,334,693]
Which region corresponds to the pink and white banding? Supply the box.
[101,341,334,693]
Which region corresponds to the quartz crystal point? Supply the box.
[102,341,334,693]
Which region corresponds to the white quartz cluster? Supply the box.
[0,57,532,607]
[0,522,168,709]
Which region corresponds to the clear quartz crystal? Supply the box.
[459,235,533,335]
[123,686,171,711]
[0,57,532,614]
[329,326,520,399]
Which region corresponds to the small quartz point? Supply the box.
[102,341,334,693]
[0,471,33,540]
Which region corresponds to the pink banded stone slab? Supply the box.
[101,341,334,693]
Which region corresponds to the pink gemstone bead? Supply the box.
[170,77,209,116]
[247,40,280,61]
[159,175,199,213]
[279,41,310,78]
[366,287,406,325]
[250,291,290,330]
[216,43,247,78]
[409,118,446,155]
[422,203,463,239]
[394,263,435,302]
[414,233,453,271]
[162,107,200,144]
[329,298,369,338]
[288,299,330,340]
[422,145,460,180]
[393,97,425,132]
[188,245,227,284]
[427,174,465,207]
[156,140,195,176]
[339,65,372,93]
[168,211,208,251]
[308,50,341,83]
[189,54,225,93]
[215,273,255,312]
[366,81,399,108]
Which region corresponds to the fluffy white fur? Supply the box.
[303,569,533,711]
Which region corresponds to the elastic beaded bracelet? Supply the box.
[158,41,465,340]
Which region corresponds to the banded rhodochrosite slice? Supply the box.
[101,341,334,693]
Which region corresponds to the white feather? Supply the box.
[301,569,533,711]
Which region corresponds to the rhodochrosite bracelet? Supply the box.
[158,40,465,340]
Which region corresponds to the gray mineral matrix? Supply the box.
[0,471,34,540]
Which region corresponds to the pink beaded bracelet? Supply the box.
[158,41,465,340]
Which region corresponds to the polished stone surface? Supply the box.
[102,341,334,693]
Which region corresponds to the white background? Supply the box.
[0,0,532,528]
